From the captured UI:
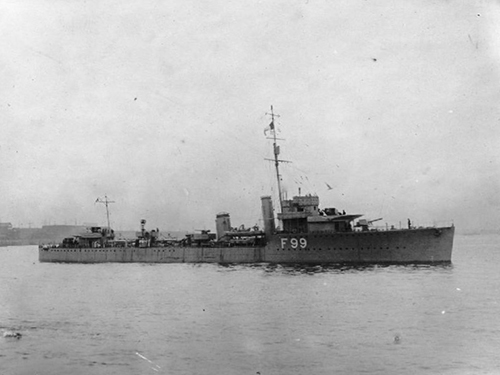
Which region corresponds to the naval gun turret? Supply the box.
[355,218,383,231]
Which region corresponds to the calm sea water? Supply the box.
[0,234,499,375]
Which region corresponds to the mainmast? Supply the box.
[265,105,289,214]
[96,195,115,231]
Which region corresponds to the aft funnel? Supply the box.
[215,212,231,240]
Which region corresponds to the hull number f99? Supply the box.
[281,237,307,249]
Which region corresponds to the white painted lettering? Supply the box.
[300,238,307,248]
[281,238,288,248]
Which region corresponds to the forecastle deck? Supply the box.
[39,226,454,264]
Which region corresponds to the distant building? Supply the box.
[0,223,13,238]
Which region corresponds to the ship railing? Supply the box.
[370,220,454,231]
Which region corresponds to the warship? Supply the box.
[39,108,454,264]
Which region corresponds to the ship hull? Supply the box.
[39,226,454,264]
[264,226,454,264]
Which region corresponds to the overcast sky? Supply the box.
[0,0,498,234]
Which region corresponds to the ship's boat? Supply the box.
[39,108,454,264]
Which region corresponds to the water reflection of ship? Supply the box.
[39,107,454,264]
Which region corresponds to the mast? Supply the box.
[265,105,289,214]
[96,195,115,231]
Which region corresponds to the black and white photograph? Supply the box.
[1,1,499,374]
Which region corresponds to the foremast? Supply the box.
[265,105,289,215]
